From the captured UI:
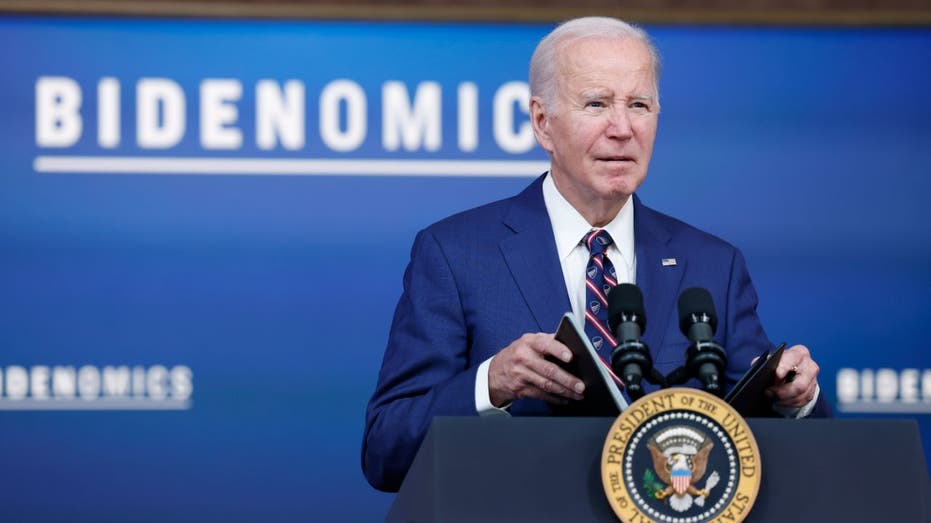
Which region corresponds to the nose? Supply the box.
[605,105,634,140]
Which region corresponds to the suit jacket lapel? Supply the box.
[634,195,686,362]
[500,175,572,333]
[496,184,686,346]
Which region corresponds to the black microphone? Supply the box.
[609,283,654,401]
[677,287,727,396]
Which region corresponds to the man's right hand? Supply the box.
[487,332,586,407]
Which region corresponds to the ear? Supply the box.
[529,96,554,153]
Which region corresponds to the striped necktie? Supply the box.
[583,228,618,356]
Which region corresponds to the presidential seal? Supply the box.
[601,388,761,523]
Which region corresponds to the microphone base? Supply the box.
[611,339,665,401]
[686,341,727,398]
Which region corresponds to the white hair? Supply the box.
[529,16,661,110]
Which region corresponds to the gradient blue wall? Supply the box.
[0,17,928,521]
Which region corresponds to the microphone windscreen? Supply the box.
[608,283,646,333]
[677,287,718,334]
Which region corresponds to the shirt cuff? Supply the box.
[475,357,511,417]
[771,383,821,418]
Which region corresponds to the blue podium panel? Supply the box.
[389,417,929,522]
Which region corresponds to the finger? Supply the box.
[507,360,584,401]
[770,371,809,396]
[775,345,809,380]
[527,356,585,399]
[492,350,584,401]
[539,368,585,401]
[774,352,802,380]
[781,357,820,396]
[512,360,584,401]
[532,335,572,363]
[517,336,583,396]
[771,376,818,407]
[768,374,805,402]
[507,368,575,404]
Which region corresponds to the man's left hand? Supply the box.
[768,344,820,408]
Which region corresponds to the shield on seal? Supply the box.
[671,465,691,496]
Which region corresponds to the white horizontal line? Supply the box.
[0,399,192,411]
[33,156,548,177]
[836,401,931,414]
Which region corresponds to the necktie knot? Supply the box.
[584,229,614,257]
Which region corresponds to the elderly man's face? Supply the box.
[532,37,658,216]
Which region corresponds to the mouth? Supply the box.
[597,156,636,163]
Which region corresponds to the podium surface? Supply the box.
[388,417,929,522]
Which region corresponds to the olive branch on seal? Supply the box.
[643,469,665,499]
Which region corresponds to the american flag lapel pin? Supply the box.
[661,258,677,267]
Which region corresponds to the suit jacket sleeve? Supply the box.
[722,248,831,418]
[721,247,770,387]
[362,229,482,492]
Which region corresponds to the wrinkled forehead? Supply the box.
[555,36,654,76]
[549,37,656,99]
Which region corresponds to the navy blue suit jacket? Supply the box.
[362,175,826,492]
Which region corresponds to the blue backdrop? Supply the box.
[0,17,929,521]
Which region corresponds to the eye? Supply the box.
[630,101,651,111]
[586,100,605,108]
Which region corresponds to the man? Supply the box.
[362,17,828,493]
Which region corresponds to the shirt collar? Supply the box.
[542,172,635,263]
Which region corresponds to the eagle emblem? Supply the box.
[646,426,721,513]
